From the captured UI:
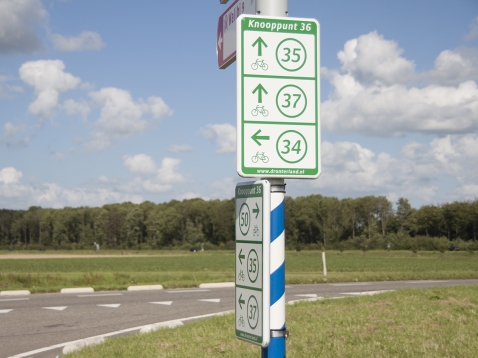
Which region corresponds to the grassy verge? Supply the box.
[64,285,478,358]
[1,250,477,292]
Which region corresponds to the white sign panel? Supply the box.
[235,180,270,347]
[237,15,321,178]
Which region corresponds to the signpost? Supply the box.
[217,0,256,69]
[236,15,321,179]
[235,180,270,347]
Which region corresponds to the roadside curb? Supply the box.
[0,290,30,296]
[199,282,235,288]
[62,337,105,355]
[139,319,183,333]
[127,285,163,291]
[60,287,94,294]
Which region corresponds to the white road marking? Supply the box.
[0,309,13,313]
[166,289,209,293]
[43,306,67,311]
[330,283,371,286]
[199,299,220,303]
[97,304,120,308]
[0,298,29,302]
[150,301,172,305]
[77,293,123,297]
[341,290,393,296]
[405,280,447,284]
[295,294,317,298]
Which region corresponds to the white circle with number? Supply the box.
[239,203,250,236]
[276,84,307,118]
[276,130,308,164]
[276,38,307,72]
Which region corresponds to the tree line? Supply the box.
[0,195,477,251]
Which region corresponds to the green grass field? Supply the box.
[64,285,478,358]
[1,250,477,293]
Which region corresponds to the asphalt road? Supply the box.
[1,279,478,358]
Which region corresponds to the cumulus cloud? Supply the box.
[0,0,47,55]
[303,134,478,204]
[3,122,26,138]
[51,31,105,51]
[85,88,173,151]
[0,166,142,209]
[123,155,186,193]
[0,75,24,98]
[63,98,90,120]
[19,59,81,118]
[322,32,478,137]
[201,123,236,153]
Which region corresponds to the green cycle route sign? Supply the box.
[236,15,321,179]
[235,180,270,347]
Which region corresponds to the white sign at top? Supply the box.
[217,0,256,69]
[236,15,321,179]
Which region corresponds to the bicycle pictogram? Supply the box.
[251,105,269,117]
[237,269,245,281]
[251,59,268,71]
[251,152,269,163]
[253,225,259,236]
[238,315,245,327]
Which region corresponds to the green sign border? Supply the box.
[239,16,320,178]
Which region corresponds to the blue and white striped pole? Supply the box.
[262,179,287,358]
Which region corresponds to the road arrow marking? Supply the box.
[238,294,245,310]
[238,249,245,265]
[97,304,120,308]
[150,301,172,306]
[43,306,67,311]
[0,309,13,313]
[252,84,268,103]
[252,36,268,56]
[199,299,221,303]
[251,129,270,146]
[253,203,260,219]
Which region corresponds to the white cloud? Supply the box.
[425,48,478,85]
[201,123,236,153]
[123,154,157,174]
[0,167,22,184]
[0,166,142,209]
[19,59,81,118]
[337,31,415,86]
[0,75,24,98]
[0,0,47,55]
[3,122,26,138]
[322,32,478,136]
[86,88,173,151]
[303,134,478,204]
[51,31,105,51]
[168,144,192,153]
[123,155,186,193]
[63,98,90,119]
[465,17,478,42]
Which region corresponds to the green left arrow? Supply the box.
[238,294,245,309]
[252,129,270,146]
[238,249,245,265]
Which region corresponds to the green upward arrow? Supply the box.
[252,84,268,103]
[251,129,270,146]
[238,249,245,265]
[252,36,268,56]
[253,203,260,219]
[238,293,245,309]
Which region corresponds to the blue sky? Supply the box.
[1,0,477,210]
